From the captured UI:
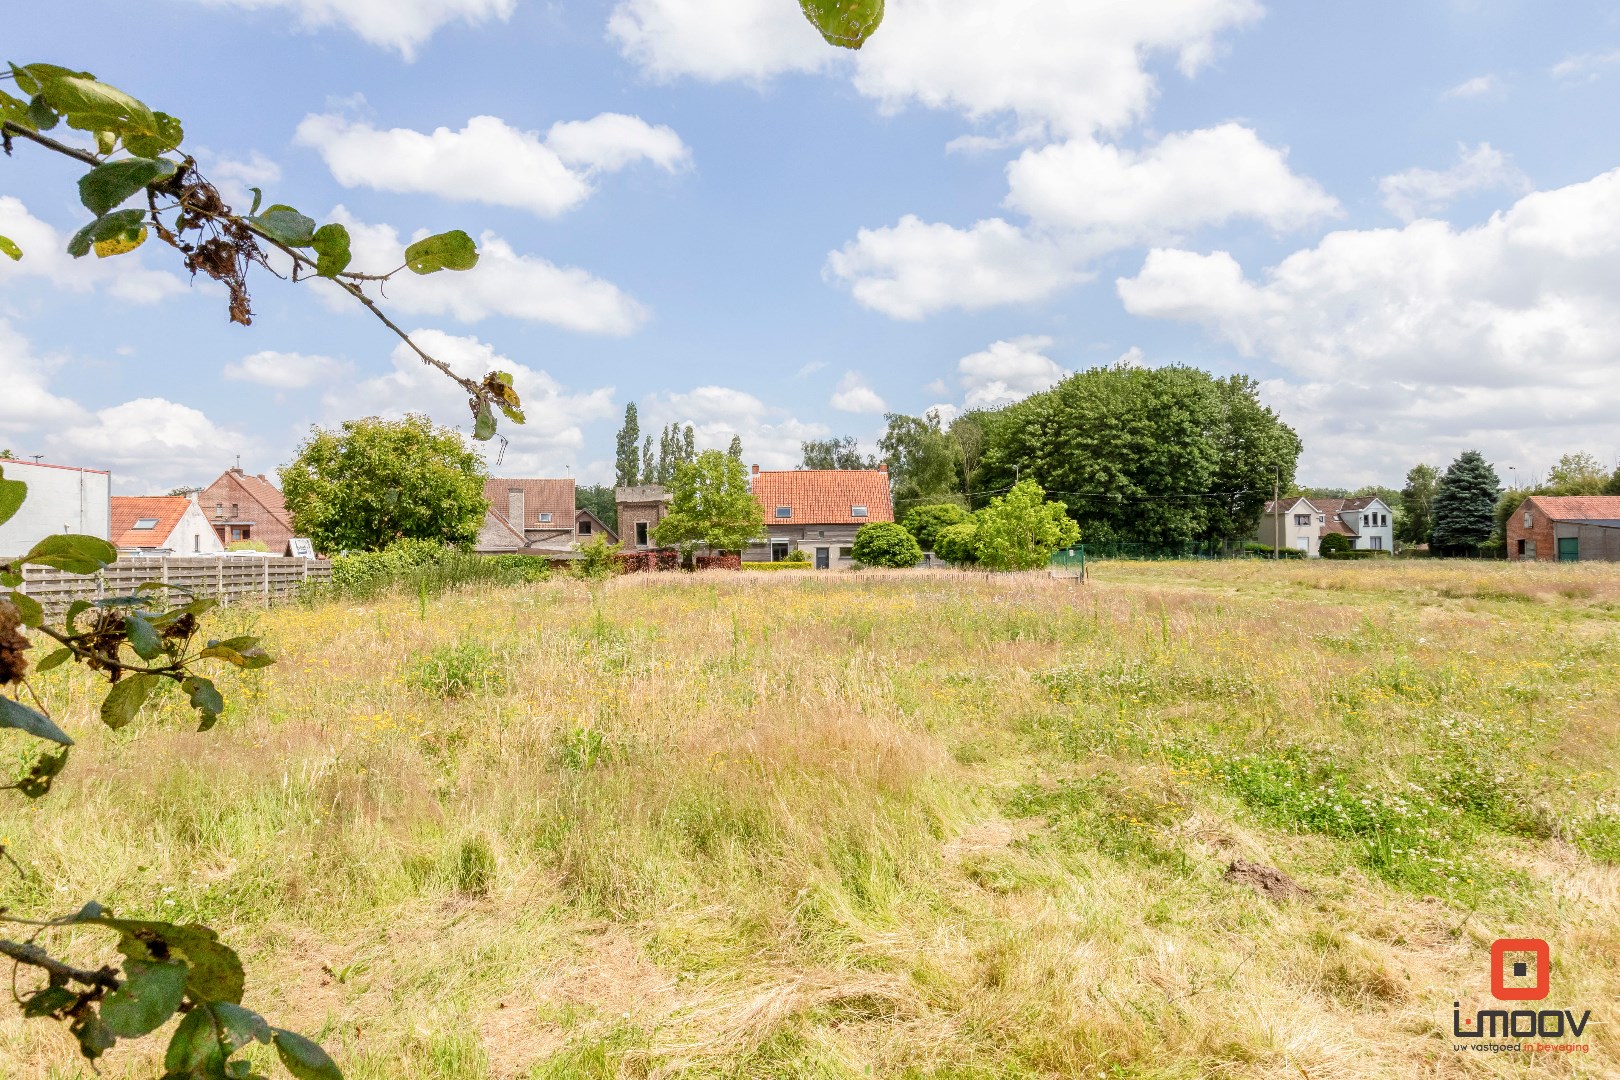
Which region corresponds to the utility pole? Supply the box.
[1273,464,1280,561]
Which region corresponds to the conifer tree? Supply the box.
[1430,450,1501,554]
[614,403,641,488]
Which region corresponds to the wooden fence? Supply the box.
[19,556,331,613]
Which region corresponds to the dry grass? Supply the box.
[2,560,1617,1078]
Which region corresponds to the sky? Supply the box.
[4,0,1620,493]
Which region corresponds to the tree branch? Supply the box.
[0,121,99,166]
[0,939,120,992]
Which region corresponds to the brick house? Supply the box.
[111,495,225,555]
[615,485,672,550]
[574,508,618,545]
[1507,495,1620,562]
[198,468,295,552]
[1256,495,1395,557]
[745,465,893,569]
[476,478,578,555]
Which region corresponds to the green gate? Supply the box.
[1558,537,1579,562]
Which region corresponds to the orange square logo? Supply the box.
[1491,939,1550,1001]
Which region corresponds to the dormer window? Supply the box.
[851,506,868,517]
[132,518,158,530]
[538,513,553,523]
[775,506,793,518]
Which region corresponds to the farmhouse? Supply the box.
[1507,495,1620,562]
[745,464,893,569]
[0,459,110,558]
[615,485,672,550]
[1256,496,1395,557]
[111,495,224,555]
[477,477,579,556]
[575,508,616,544]
[199,467,295,553]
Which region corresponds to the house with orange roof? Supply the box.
[111,495,224,555]
[745,464,893,569]
[1507,495,1620,562]
[476,477,580,555]
[198,467,296,553]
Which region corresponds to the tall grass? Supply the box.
[2,561,1617,1077]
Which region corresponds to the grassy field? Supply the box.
[2,559,1618,1078]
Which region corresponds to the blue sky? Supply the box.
[4,0,1620,492]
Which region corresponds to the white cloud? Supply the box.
[205,151,283,209]
[47,398,254,493]
[192,0,515,59]
[1551,49,1620,82]
[321,209,649,335]
[1117,167,1620,479]
[795,361,827,379]
[0,197,188,305]
[1378,143,1531,222]
[1005,124,1339,238]
[0,321,86,431]
[829,372,887,414]
[825,215,1086,319]
[296,112,689,218]
[611,0,1263,138]
[642,386,829,470]
[332,329,617,476]
[956,336,1067,407]
[224,350,347,389]
[1442,74,1501,100]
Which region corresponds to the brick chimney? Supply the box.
[878,463,888,473]
[751,464,759,475]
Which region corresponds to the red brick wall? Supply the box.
[1505,499,1556,562]
[198,472,296,554]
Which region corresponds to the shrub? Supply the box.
[694,553,742,570]
[575,536,622,580]
[741,561,813,571]
[226,539,268,552]
[781,546,811,564]
[1323,549,1393,560]
[319,539,550,601]
[901,503,970,553]
[408,641,509,697]
[851,522,923,568]
[1317,532,1353,555]
[1243,541,1305,560]
[974,480,1080,571]
[615,549,682,573]
[935,521,980,566]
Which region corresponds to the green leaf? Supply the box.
[0,470,25,524]
[78,157,178,216]
[0,696,74,746]
[165,1007,223,1074]
[65,599,92,631]
[73,914,247,1004]
[182,675,224,729]
[125,612,162,660]
[21,984,79,1017]
[798,0,885,48]
[100,673,157,730]
[32,69,158,141]
[209,1001,271,1053]
[0,570,19,589]
[248,187,263,217]
[249,208,316,247]
[25,94,57,131]
[404,229,478,274]
[66,209,146,260]
[94,129,117,155]
[5,589,43,628]
[0,234,20,262]
[199,644,273,670]
[122,111,183,157]
[500,404,526,424]
[310,223,351,278]
[0,88,32,129]
[473,403,496,442]
[16,745,70,798]
[22,533,118,573]
[35,647,73,673]
[271,1028,343,1080]
[69,1008,117,1061]
[100,959,187,1037]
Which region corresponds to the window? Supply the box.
[851,505,868,517]
[1517,539,1526,556]
[839,547,854,559]
[193,535,200,553]
[775,506,793,518]
[538,512,552,523]
[1293,514,1310,526]
[1523,510,1533,529]
[214,502,223,518]
[578,518,592,535]
[132,518,159,530]
[1370,535,1384,550]
[230,527,251,541]
[1317,515,1325,524]
[230,503,239,518]
[635,521,649,546]
[771,541,790,562]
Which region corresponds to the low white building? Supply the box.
[0,459,112,558]
[112,495,225,555]
[1256,496,1396,557]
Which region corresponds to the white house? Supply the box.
[111,495,225,555]
[0,459,112,558]
[1256,496,1396,557]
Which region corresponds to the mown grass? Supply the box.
[3,559,1619,1077]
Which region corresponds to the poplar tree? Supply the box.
[614,403,641,488]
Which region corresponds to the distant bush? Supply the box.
[1243,541,1305,560]
[616,549,682,573]
[574,536,622,580]
[409,640,509,698]
[901,503,970,553]
[1323,549,1393,560]
[851,522,923,568]
[226,539,268,552]
[935,522,980,566]
[694,554,742,570]
[315,538,550,601]
[781,546,811,565]
[1317,533,1354,555]
[741,562,813,571]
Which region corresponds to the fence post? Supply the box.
[217,559,225,604]
[262,557,270,601]
[161,558,169,586]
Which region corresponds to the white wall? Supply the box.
[0,461,112,558]
[167,499,224,555]
[1348,500,1396,552]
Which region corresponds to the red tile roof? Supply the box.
[201,469,291,528]
[233,471,291,528]
[484,478,575,526]
[750,469,893,525]
[111,496,190,548]
[1526,495,1620,522]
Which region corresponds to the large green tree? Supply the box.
[614,403,641,488]
[802,435,878,470]
[280,415,489,553]
[880,410,960,509]
[971,480,1080,571]
[901,503,971,553]
[652,449,765,557]
[1545,452,1610,495]
[972,366,1299,545]
[1397,464,1439,545]
[1430,450,1501,554]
